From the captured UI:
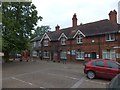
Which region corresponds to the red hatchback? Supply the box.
[84,59,120,79]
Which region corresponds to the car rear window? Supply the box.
[106,61,119,69]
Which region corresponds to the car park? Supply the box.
[84,59,120,79]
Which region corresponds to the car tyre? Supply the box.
[87,71,95,79]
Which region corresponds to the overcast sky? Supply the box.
[32,0,120,31]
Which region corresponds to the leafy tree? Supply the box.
[31,25,51,39]
[2,2,42,62]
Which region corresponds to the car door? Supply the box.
[92,60,107,78]
[105,61,120,79]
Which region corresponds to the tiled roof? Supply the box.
[31,36,42,42]
[76,19,119,36]
[32,19,120,42]
[47,27,72,41]
[47,19,119,41]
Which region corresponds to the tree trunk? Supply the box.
[3,51,10,62]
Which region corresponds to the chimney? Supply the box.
[109,10,117,23]
[55,24,60,31]
[72,13,77,28]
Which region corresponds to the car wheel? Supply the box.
[87,71,95,79]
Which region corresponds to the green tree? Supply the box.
[2,2,42,62]
[31,25,51,39]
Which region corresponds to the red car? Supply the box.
[84,59,120,79]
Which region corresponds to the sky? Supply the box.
[32,0,120,31]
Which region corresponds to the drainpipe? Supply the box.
[98,35,101,59]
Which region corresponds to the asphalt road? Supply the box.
[2,59,110,89]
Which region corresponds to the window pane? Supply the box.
[95,60,104,67]
[61,38,66,45]
[76,50,84,59]
[106,62,119,69]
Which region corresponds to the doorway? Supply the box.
[91,52,96,59]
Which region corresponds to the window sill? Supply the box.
[77,42,83,44]
[61,44,66,46]
[76,58,84,60]
[44,57,49,58]
[60,58,67,59]
[106,40,115,42]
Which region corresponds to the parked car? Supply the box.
[84,59,120,79]
[106,73,120,90]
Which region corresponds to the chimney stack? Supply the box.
[72,13,77,28]
[109,10,117,23]
[55,24,60,31]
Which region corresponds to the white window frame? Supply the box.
[43,51,49,58]
[106,33,115,41]
[102,50,116,60]
[76,35,83,44]
[61,37,66,45]
[43,39,48,46]
[76,50,84,60]
[60,51,67,59]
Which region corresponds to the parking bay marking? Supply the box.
[71,76,86,88]
[11,77,46,89]
[11,77,33,85]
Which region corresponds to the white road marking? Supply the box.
[11,77,33,86]
[64,76,79,80]
[47,72,79,80]
[11,77,47,89]
[71,76,86,88]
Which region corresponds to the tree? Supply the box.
[2,2,42,62]
[31,25,51,39]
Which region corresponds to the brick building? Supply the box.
[31,10,120,62]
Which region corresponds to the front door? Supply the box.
[91,52,96,59]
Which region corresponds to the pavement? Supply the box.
[2,59,110,89]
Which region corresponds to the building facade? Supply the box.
[31,10,120,62]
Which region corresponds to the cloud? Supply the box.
[32,0,120,31]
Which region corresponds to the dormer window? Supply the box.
[61,37,66,45]
[106,33,115,41]
[76,35,82,44]
[43,39,48,46]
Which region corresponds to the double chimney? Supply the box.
[109,10,117,23]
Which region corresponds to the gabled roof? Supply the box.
[75,19,119,36]
[33,19,120,42]
[31,36,42,42]
[46,27,72,41]
[40,33,51,42]
[58,33,68,40]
